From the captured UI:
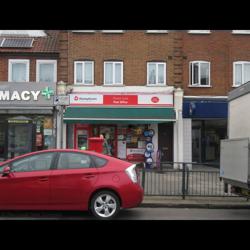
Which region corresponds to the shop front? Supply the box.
[64,88,176,165]
[0,82,56,161]
[183,97,228,165]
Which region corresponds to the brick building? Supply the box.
[2,30,249,166]
[0,30,60,160]
[181,30,250,165]
[59,30,183,165]
[59,30,250,167]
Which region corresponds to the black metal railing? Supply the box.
[138,162,238,199]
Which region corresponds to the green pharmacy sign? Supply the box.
[41,87,54,100]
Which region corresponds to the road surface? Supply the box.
[0,207,250,220]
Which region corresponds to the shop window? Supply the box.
[74,61,94,85]
[99,126,116,156]
[35,116,54,150]
[0,123,5,161]
[189,61,210,87]
[233,61,250,87]
[36,60,57,83]
[104,61,123,85]
[147,62,166,86]
[7,117,34,159]
[117,125,148,162]
[8,59,30,82]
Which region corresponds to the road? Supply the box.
[0,207,250,220]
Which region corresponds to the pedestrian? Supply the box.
[100,133,111,156]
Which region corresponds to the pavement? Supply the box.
[141,196,250,209]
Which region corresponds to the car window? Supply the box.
[11,153,54,172]
[57,152,92,170]
[91,155,107,168]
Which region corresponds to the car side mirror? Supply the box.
[2,166,11,177]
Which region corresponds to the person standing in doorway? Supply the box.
[100,133,111,156]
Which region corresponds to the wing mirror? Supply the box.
[2,166,11,177]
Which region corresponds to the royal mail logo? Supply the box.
[151,96,159,103]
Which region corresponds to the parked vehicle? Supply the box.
[0,149,144,219]
[220,81,250,197]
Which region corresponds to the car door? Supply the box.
[50,152,99,209]
[0,152,55,209]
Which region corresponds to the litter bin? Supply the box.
[88,137,104,154]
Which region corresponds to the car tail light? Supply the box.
[125,164,138,183]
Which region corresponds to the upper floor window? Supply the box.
[72,30,95,33]
[188,30,211,34]
[147,62,166,86]
[0,30,46,37]
[232,30,250,34]
[233,61,250,87]
[36,60,57,83]
[101,30,124,33]
[8,59,29,82]
[104,61,123,85]
[146,30,168,33]
[189,61,210,86]
[74,61,94,85]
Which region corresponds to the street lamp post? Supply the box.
[55,81,70,149]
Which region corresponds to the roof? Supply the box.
[228,81,250,102]
[0,30,59,53]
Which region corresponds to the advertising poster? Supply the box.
[126,148,145,162]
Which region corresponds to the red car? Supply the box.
[0,149,144,219]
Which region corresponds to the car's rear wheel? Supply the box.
[90,191,120,220]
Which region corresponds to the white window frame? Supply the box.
[72,30,95,33]
[188,30,211,34]
[233,61,250,87]
[189,61,211,87]
[104,61,123,85]
[8,59,30,82]
[146,30,168,33]
[36,60,57,83]
[147,62,167,86]
[0,30,46,37]
[101,30,124,33]
[232,30,250,34]
[74,61,94,85]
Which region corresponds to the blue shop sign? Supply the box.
[183,98,228,118]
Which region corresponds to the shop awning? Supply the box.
[63,107,176,124]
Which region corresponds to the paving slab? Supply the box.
[141,196,250,209]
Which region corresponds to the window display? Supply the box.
[117,125,147,162]
[8,123,33,158]
[0,123,5,160]
[99,126,116,156]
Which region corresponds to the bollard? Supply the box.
[182,163,186,200]
[141,164,146,190]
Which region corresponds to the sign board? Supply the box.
[54,95,70,106]
[220,138,249,184]
[69,92,173,107]
[126,148,145,161]
[0,82,56,107]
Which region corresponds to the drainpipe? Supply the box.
[174,87,184,169]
